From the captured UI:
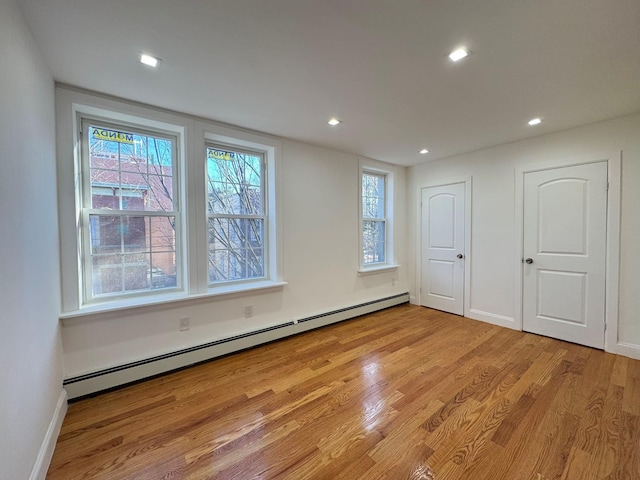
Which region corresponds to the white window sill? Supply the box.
[358,264,400,276]
[59,280,288,320]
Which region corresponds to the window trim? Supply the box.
[361,170,387,265]
[59,280,288,319]
[358,159,399,274]
[200,124,282,295]
[56,88,284,316]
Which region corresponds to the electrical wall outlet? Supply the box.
[244,305,253,318]
[179,317,190,331]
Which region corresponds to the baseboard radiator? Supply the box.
[63,293,409,399]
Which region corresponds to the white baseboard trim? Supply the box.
[294,294,410,333]
[64,293,409,399]
[467,309,640,360]
[468,308,517,330]
[609,342,640,360]
[64,323,297,399]
[30,389,67,480]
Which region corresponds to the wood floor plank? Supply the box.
[47,305,640,479]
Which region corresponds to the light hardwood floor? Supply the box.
[47,304,640,479]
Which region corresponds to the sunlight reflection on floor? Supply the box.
[408,462,436,480]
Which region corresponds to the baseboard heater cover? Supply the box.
[63,292,409,399]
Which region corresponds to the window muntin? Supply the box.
[206,145,266,284]
[82,121,179,299]
[362,171,387,265]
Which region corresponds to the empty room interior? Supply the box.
[2,0,640,478]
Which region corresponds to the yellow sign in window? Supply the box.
[208,149,236,161]
[92,127,134,144]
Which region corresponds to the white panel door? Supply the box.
[523,162,607,348]
[421,183,465,315]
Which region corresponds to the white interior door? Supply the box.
[421,183,465,315]
[522,162,607,348]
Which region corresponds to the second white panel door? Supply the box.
[522,161,607,348]
[421,183,465,315]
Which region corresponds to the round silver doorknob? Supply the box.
[525,258,533,264]
[457,254,464,259]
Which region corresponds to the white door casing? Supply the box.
[421,183,465,315]
[522,161,607,349]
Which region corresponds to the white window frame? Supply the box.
[362,170,387,264]
[80,117,183,302]
[77,115,185,306]
[200,124,282,295]
[56,88,285,317]
[358,159,399,274]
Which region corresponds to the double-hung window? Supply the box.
[206,145,266,284]
[361,171,387,265]
[80,119,180,301]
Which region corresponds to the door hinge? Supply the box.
[607,182,609,191]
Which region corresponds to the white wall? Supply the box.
[57,90,408,377]
[0,0,66,478]
[407,113,640,356]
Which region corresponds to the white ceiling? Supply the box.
[17,0,640,166]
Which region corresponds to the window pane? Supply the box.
[146,175,174,212]
[123,216,147,251]
[248,248,264,278]
[246,219,263,247]
[149,216,177,289]
[208,249,230,283]
[208,218,264,282]
[150,216,176,251]
[123,253,150,291]
[89,126,175,212]
[207,147,263,215]
[90,215,121,253]
[146,137,174,177]
[363,220,386,264]
[92,255,123,295]
[148,260,177,289]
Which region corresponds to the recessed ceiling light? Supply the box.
[528,117,542,126]
[448,48,468,62]
[328,118,342,126]
[419,149,429,154]
[140,53,160,68]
